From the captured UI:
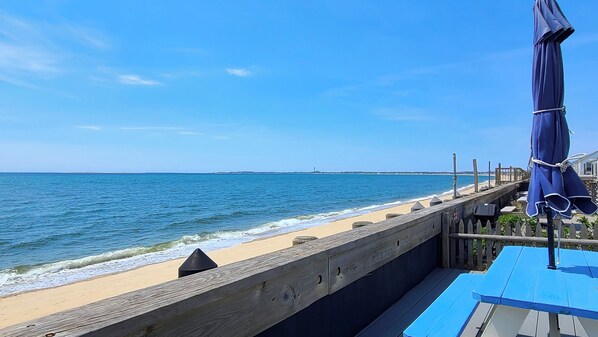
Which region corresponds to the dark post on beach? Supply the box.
[452,153,457,199]
[473,159,478,192]
[488,161,491,189]
[545,206,557,269]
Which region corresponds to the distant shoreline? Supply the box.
[0,171,494,175]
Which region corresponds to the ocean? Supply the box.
[0,173,483,296]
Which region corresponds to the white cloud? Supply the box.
[118,74,163,86]
[226,68,252,77]
[76,125,101,131]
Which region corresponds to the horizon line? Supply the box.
[0,171,494,175]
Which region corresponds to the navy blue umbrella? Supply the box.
[526,0,597,268]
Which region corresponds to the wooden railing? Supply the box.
[449,219,598,270]
[495,166,529,185]
[0,184,520,337]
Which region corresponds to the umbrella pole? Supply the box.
[545,207,557,270]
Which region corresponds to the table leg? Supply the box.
[578,317,598,337]
[548,313,561,337]
[481,305,529,337]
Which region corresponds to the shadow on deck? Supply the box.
[358,268,591,337]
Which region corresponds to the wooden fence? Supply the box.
[495,166,529,186]
[449,218,598,270]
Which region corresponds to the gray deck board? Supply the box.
[356,268,466,337]
[358,268,593,337]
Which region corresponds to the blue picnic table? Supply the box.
[473,246,598,337]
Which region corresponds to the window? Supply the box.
[584,162,593,175]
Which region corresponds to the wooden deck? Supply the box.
[357,268,591,337]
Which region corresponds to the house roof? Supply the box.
[571,150,598,164]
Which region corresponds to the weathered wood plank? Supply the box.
[485,221,493,268]
[441,212,450,269]
[450,220,457,268]
[581,225,589,251]
[2,247,330,337]
[523,222,530,247]
[568,222,577,250]
[467,220,474,269]
[515,221,522,237]
[329,212,441,293]
[458,220,465,268]
[476,221,483,271]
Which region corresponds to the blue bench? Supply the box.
[403,273,483,337]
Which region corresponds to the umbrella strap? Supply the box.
[531,153,586,173]
[532,106,566,114]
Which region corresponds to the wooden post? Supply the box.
[476,221,483,270]
[441,212,450,268]
[498,163,502,185]
[352,221,373,229]
[458,220,465,268]
[488,161,491,189]
[485,221,493,267]
[509,166,513,182]
[453,153,458,199]
[386,213,402,219]
[473,159,479,193]
[292,236,318,245]
[467,220,474,268]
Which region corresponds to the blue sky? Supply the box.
[1,1,597,172]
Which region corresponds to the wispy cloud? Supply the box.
[76,125,101,131]
[323,44,534,98]
[120,126,229,140]
[178,131,205,136]
[226,68,252,77]
[121,126,183,131]
[0,73,38,88]
[372,107,435,122]
[373,63,459,86]
[160,70,202,79]
[324,63,458,97]
[62,26,110,50]
[0,12,112,88]
[118,74,163,86]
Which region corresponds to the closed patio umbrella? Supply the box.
[526,0,597,269]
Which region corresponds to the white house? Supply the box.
[571,150,598,178]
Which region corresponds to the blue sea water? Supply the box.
[0,173,482,296]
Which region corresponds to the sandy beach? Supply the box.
[0,181,492,328]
